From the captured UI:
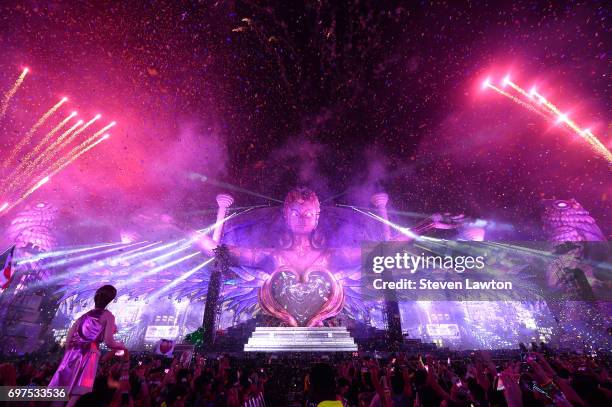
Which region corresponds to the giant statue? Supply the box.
[195,187,463,328]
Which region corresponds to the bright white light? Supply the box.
[502,75,511,87]
[482,78,491,89]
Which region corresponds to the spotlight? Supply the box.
[556,113,568,124]
[482,78,491,89]
[502,75,511,87]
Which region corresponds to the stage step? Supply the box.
[244,327,358,352]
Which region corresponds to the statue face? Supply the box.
[284,201,319,235]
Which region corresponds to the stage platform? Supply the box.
[244,326,358,352]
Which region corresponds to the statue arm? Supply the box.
[192,231,271,266]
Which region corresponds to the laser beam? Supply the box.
[149,258,214,300]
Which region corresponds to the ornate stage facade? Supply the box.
[0,190,608,354]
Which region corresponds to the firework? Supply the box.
[0,68,28,119]
[47,115,101,159]
[7,98,68,166]
[6,119,85,193]
[482,76,612,162]
[41,133,110,180]
[530,89,612,161]
[1,134,110,216]
[484,81,549,120]
[48,122,116,174]
[23,111,78,165]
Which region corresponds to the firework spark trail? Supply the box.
[7,98,68,166]
[26,116,98,175]
[0,68,28,119]
[1,134,110,215]
[531,90,612,162]
[46,133,110,177]
[507,81,533,100]
[41,115,101,163]
[2,111,77,194]
[5,119,84,193]
[47,122,116,174]
[1,176,52,213]
[16,112,78,171]
[487,84,551,120]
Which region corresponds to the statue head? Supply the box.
[283,187,320,235]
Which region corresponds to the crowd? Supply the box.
[1,286,609,406]
[0,346,611,407]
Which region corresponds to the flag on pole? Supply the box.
[0,245,16,290]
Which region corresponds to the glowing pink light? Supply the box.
[482,78,491,89]
[529,87,536,97]
[70,111,77,117]
[61,97,68,102]
[502,75,511,87]
[0,202,8,212]
[22,67,29,74]
[94,114,102,119]
[556,113,568,124]
[102,133,110,140]
[36,176,50,188]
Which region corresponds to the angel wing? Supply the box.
[221,265,268,318]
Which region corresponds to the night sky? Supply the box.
[0,1,609,241]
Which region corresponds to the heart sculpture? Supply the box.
[259,267,344,327]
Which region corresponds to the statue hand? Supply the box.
[191,230,218,255]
